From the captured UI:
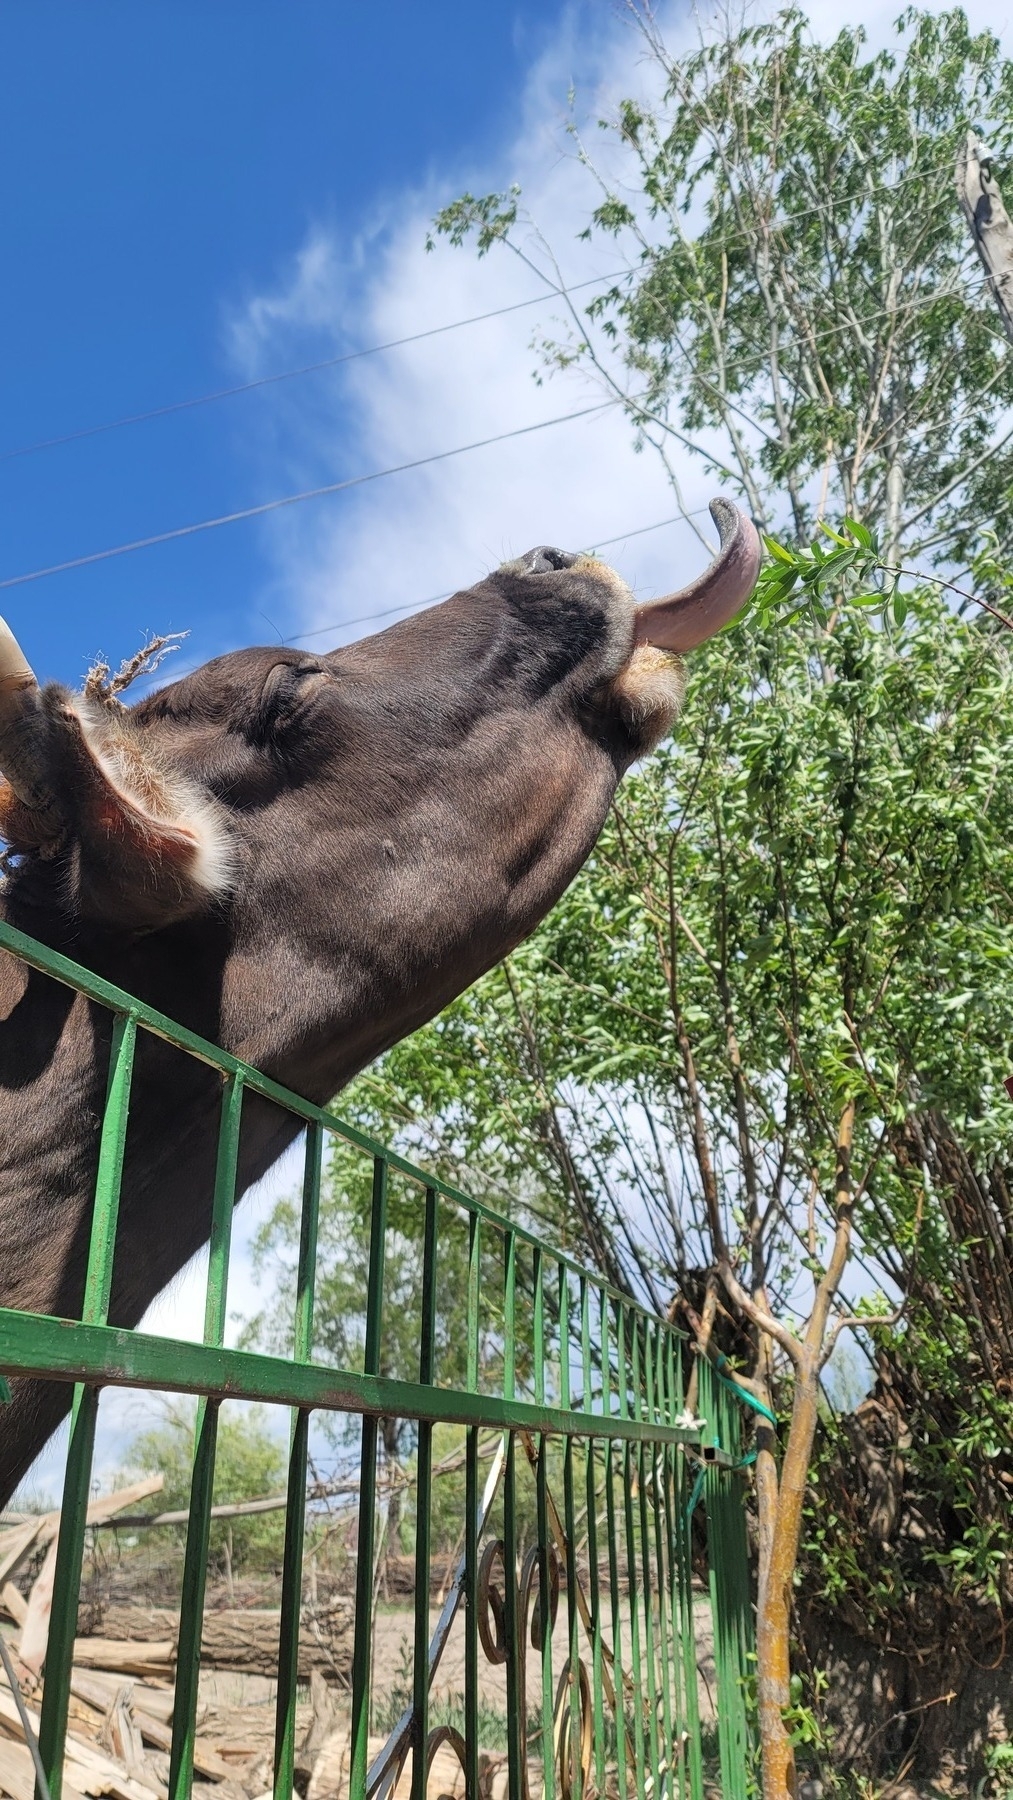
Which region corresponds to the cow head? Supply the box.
[0,499,758,1082]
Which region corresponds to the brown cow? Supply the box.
[0,500,759,1498]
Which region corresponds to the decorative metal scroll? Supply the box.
[368,1428,680,1800]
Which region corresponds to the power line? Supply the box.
[0,402,617,593]
[285,509,708,645]
[0,159,980,468]
[5,266,994,598]
[0,274,625,465]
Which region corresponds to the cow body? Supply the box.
[0,510,759,1499]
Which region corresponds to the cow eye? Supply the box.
[252,659,330,745]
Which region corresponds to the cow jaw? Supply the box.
[609,644,686,751]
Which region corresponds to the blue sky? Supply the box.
[8,0,1008,1493]
[0,1,604,687]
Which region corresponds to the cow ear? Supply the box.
[3,693,234,932]
[58,697,234,930]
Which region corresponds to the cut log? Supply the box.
[71,1642,175,1679]
[296,1669,335,1780]
[307,1732,467,1800]
[83,1606,351,1678]
[70,1673,174,1725]
[0,1522,45,1589]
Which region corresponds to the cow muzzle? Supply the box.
[514,499,759,652]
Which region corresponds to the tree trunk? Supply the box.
[756,1358,821,1800]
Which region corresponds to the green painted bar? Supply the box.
[503,1231,516,1402]
[502,1436,522,1800]
[615,1302,628,1423]
[464,1213,480,1800]
[36,1388,99,1800]
[603,1443,628,1800]
[558,1268,570,1413]
[37,1011,138,1800]
[647,1332,676,1789]
[668,1339,705,1798]
[535,1437,555,1800]
[677,1447,705,1800]
[660,1345,691,1800]
[661,1444,689,1800]
[636,1439,663,1800]
[583,1440,606,1799]
[599,1287,611,1420]
[410,1189,438,1800]
[579,1277,592,1416]
[464,1429,479,1800]
[171,1075,245,1800]
[630,1314,643,1426]
[294,1122,324,1361]
[274,1123,324,1800]
[82,1015,138,1325]
[466,1214,481,1394]
[0,1307,703,1448]
[169,1396,222,1800]
[275,1408,311,1800]
[561,1437,582,1800]
[203,1074,245,1343]
[533,1249,545,1408]
[350,1158,388,1800]
[622,1440,647,1794]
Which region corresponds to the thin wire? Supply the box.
[0,274,626,465]
[0,156,980,468]
[0,401,615,593]
[2,266,995,599]
[285,510,709,645]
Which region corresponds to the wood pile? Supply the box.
[0,1484,355,1800]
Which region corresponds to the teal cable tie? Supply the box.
[713,1354,778,1426]
[685,1464,706,1525]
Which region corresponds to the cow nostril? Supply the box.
[525,546,579,574]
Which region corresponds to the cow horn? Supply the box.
[633,498,761,652]
[0,615,57,815]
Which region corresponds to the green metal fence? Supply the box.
[0,918,756,1800]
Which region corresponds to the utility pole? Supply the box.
[957,129,1013,346]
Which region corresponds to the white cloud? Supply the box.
[224,5,728,650]
[227,0,1008,654]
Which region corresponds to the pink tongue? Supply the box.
[633,499,761,653]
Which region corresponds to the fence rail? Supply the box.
[0,918,755,1800]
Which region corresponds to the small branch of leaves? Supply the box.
[744,520,1013,636]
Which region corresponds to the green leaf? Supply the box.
[843,517,874,549]
[763,535,797,566]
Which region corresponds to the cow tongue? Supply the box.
[633,498,761,653]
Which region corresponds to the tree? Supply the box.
[435,6,1013,571]
[129,1403,286,1588]
[426,10,1013,1793]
